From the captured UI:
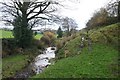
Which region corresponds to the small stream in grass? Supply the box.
[13,47,57,78]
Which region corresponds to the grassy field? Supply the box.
[31,43,118,78]
[34,33,43,40]
[0,30,14,38]
[0,30,43,39]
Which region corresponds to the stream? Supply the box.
[13,47,57,78]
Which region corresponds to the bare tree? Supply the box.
[62,17,78,36]
[0,0,62,28]
[0,0,62,47]
[0,0,80,28]
[106,0,120,21]
[0,0,80,47]
[86,8,109,29]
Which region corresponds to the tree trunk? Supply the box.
[19,4,33,48]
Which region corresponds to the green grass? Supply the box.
[0,30,14,38]
[0,30,43,39]
[31,43,118,78]
[88,23,119,50]
[2,45,40,78]
[89,23,119,42]
[34,33,43,40]
[2,54,28,78]
[57,36,81,58]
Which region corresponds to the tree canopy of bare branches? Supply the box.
[0,0,63,47]
[0,0,80,47]
[62,17,78,36]
[106,0,120,21]
[0,0,63,29]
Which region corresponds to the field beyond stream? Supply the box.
[0,30,43,39]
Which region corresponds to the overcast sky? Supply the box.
[59,0,111,30]
[0,0,111,30]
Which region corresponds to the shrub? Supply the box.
[34,31,37,36]
[57,27,63,38]
[37,42,46,50]
[56,40,63,49]
[39,31,56,49]
[13,16,33,48]
[2,38,17,57]
[40,35,51,45]
[71,34,77,39]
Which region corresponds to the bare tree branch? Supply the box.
[27,1,51,21]
[0,0,74,29]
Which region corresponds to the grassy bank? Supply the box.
[31,43,118,78]
[31,23,119,78]
[57,23,119,59]
[89,23,119,47]
[2,54,28,78]
[2,46,40,78]
[56,36,81,58]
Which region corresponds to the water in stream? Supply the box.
[13,47,57,78]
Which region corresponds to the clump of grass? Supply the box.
[56,36,81,59]
[89,23,119,48]
[2,46,39,78]
[2,54,28,78]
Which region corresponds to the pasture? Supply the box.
[0,30,42,39]
[0,30,14,38]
